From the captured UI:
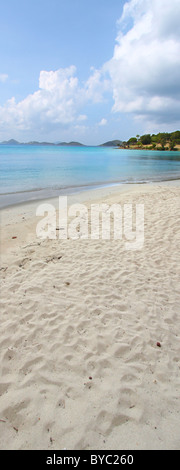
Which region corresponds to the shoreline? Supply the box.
[1,180,180,253]
[116,146,180,151]
[1,177,180,219]
[1,175,180,210]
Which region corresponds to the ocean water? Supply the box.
[0,145,180,208]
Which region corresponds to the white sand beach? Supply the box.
[0,182,180,450]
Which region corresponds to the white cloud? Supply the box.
[0,74,8,83]
[77,114,87,122]
[106,0,180,125]
[84,68,110,103]
[98,118,107,126]
[0,66,110,139]
[0,67,81,135]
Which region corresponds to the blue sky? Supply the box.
[0,0,180,144]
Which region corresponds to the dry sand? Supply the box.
[0,182,180,450]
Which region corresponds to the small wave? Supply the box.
[1,174,180,198]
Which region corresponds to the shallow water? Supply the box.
[0,145,180,207]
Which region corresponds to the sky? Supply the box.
[0,0,180,145]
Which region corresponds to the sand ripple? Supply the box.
[0,185,180,449]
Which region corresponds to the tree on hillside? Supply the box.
[169,140,176,151]
[171,131,180,144]
[127,137,137,144]
[140,134,151,145]
[160,136,166,150]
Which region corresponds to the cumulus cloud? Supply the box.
[84,67,110,103]
[105,0,180,125]
[98,118,107,126]
[0,67,84,133]
[0,66,109,138]
[0,67,74,136]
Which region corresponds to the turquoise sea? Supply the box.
[0,145,180,208]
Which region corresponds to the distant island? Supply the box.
[0,138,124,147]
[0,139,86,147]
[0,131,180,150]
[99,140,123,147]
